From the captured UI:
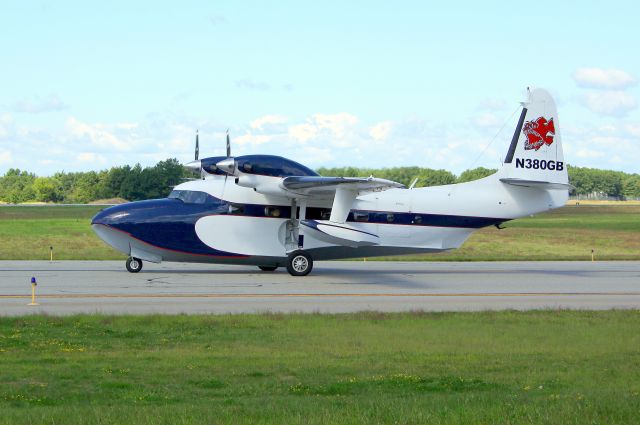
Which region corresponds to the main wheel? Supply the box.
[126,257,143,273]
[258,265,278,272]
[286,251,313,276]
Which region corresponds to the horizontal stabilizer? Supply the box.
[301,220,379,248]
[500,178,574,190]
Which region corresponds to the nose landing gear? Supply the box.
[126,257,143,273]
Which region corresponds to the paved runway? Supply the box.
[0,261,639,315]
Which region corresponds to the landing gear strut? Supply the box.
[286,251,313,276]
[126,256,143,273]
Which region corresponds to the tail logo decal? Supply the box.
[523,117,555,151]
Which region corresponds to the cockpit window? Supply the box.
[235,155,319,177]
[168,190,218,204]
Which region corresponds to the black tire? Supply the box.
[258,265,278,272]
[286,251,313,276]
[126,257,143,273]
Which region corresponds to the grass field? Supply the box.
[0,311,639,424]
[0,204,638,261]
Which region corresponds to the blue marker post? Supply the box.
[28,277,39,306]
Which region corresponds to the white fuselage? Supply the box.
[167,169,566,261]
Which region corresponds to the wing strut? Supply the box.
[329,187,358,223]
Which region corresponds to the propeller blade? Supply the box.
[195,130,199,161]
[226,129,231,158]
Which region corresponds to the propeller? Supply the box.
[195,130,199,161]
[184,130,202,173]
[184,129,237,177]
[216,129,237,176]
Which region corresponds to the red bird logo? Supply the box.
[523,117,555,151]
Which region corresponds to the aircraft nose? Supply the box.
[91,205,132,226]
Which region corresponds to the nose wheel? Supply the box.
[286,251,313,276]
[126,257,143,273]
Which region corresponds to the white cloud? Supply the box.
[287,113,359,147]
[66,117,135,152]
[3,96,639,178]
[250,115,288,130]
[301,146,334,165]
[473,112,501,128]
[576,148,605,158]
[581,91,637,116]
[76,152,98,162]
[235,133,273,146]
[14,95,68,113]
[478,98,506,110]
[0,114,11,139]
[0,150,12,164]
[369,121,392,141]
[573,68,637,90]
[625,123,640,137]
[313,113,358,139]
[288,123,318,143]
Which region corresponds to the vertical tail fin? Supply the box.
[501,88,569,187]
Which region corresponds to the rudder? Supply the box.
[501,88,568,186]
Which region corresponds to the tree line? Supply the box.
[0,160,638,203]
[317,165,640,199]
[0,159,187,204]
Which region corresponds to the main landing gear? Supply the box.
[126,256,143,273]
[286,251,313,276]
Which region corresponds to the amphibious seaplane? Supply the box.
[92,88,570,276]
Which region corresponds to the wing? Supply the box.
[283,176,404,223]
[234,174,405,224]
[280,176,405,196]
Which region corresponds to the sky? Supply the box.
[1,0,639,176]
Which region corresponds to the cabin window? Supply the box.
[413,215,422,224]
[353,211,369,222]
[386,213,394,223]
[304,207,331,220]
[264,207,282,218]
[169,190,217,205]
[235,155,319,177]
[228,203,244,214]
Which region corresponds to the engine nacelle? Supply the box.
[235,174,291,198]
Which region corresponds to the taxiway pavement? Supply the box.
[0,261,639,315]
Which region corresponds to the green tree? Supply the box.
[457,167,497,183]
[0,169,36,203]
[414,169,456,188]
[568,166,624,198]
[33,177,63,202]
[622,174,640,199]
